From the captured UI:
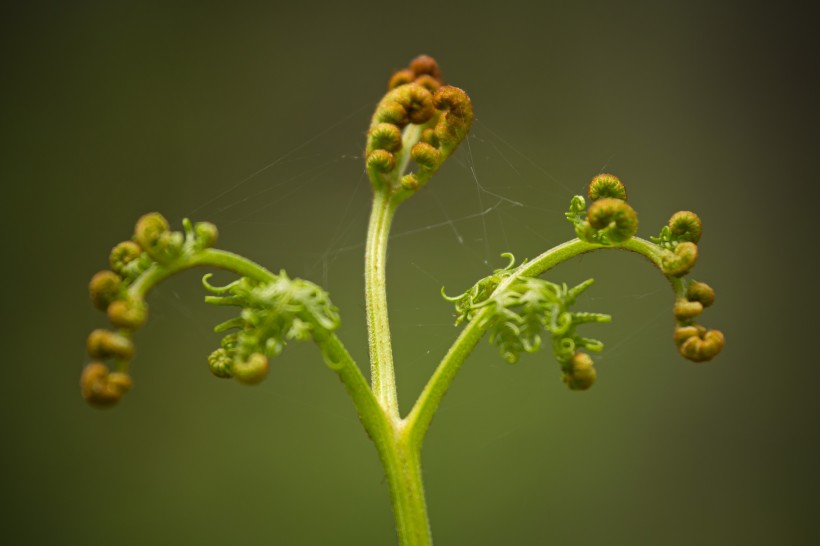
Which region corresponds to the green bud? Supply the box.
[662,242,698,277]
[134,212,182,263]
[194,222,219,249]
[232,352,269,385]
[89,270,122,311]
[366,150,396,174]
[368,123,402,153]
[586,198,638,243]
[109,241,143,276]
[668,211,702,243]
[207,348,233,379]
[410,142,442,170]
[587,173,627,201]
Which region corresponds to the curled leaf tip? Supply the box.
[588,173,627,201]
[586,198,638,244]
[87,329,134,360]
[668,211,702,243]
[81,363,132,408]
[563,352,597,391]
[89,270,122,311]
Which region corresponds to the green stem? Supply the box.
[128,248,278,296]
[366,190,400,418]
[405,236,673,445]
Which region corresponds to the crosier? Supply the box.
[81,56,724,546]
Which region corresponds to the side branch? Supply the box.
[405,237,675,445]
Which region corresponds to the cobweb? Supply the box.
[151,104,670,422]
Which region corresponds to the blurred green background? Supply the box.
[3,1,817,545]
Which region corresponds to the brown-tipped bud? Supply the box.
[563,352,597,391]
[673,324,705,347]
[89,270,122,311]
[400,173,420,191]
[80,363,131,408]
[674,299,703,320]
[586,198,639,243]
[368,123,403,153]
[208,348,233,379]
[366,150,396,173]
[232,352,269,385]
[687,281,715,308]
[414,75,441,93]
[133,212,170,250]
[107,296,148,330]
[588,173,627,201]
[134,212,182,263]
[393,83,435,125]
[432,86,474,150]
[410,142,442,170]
[194,222,219,249]
[678,329,725,362]
[409,55,443,81]
[668,211,702,243]
[109,241,142,276]
[420,128,440,147]
[662,242,698,277]
[375,102,409,127]
[87,329,134,360]
[388,69,415,90]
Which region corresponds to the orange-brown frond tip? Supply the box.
[432,86,474,149]
[409,55,442,81]
[388,69,415,90]
[367,150,396,173]
[563,352,597,391]
[668,211,702,243]
[392,83,435,125]
[81,363,132,408]
[89,270,122,311]
[87,329,134,360]
[588,174,627,201]
[676,328,725,362]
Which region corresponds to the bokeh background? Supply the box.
[3,1,817,545]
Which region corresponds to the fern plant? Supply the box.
[81,55,724,546]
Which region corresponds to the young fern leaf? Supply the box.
[443,256,611,389]
[202,271,340,384]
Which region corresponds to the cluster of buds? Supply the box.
[654,211,702,277]
[566,174,639,245]
[366,55,474,195]
[82,213,219,407]
[673,280,724,362]
[649,210,724,362]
